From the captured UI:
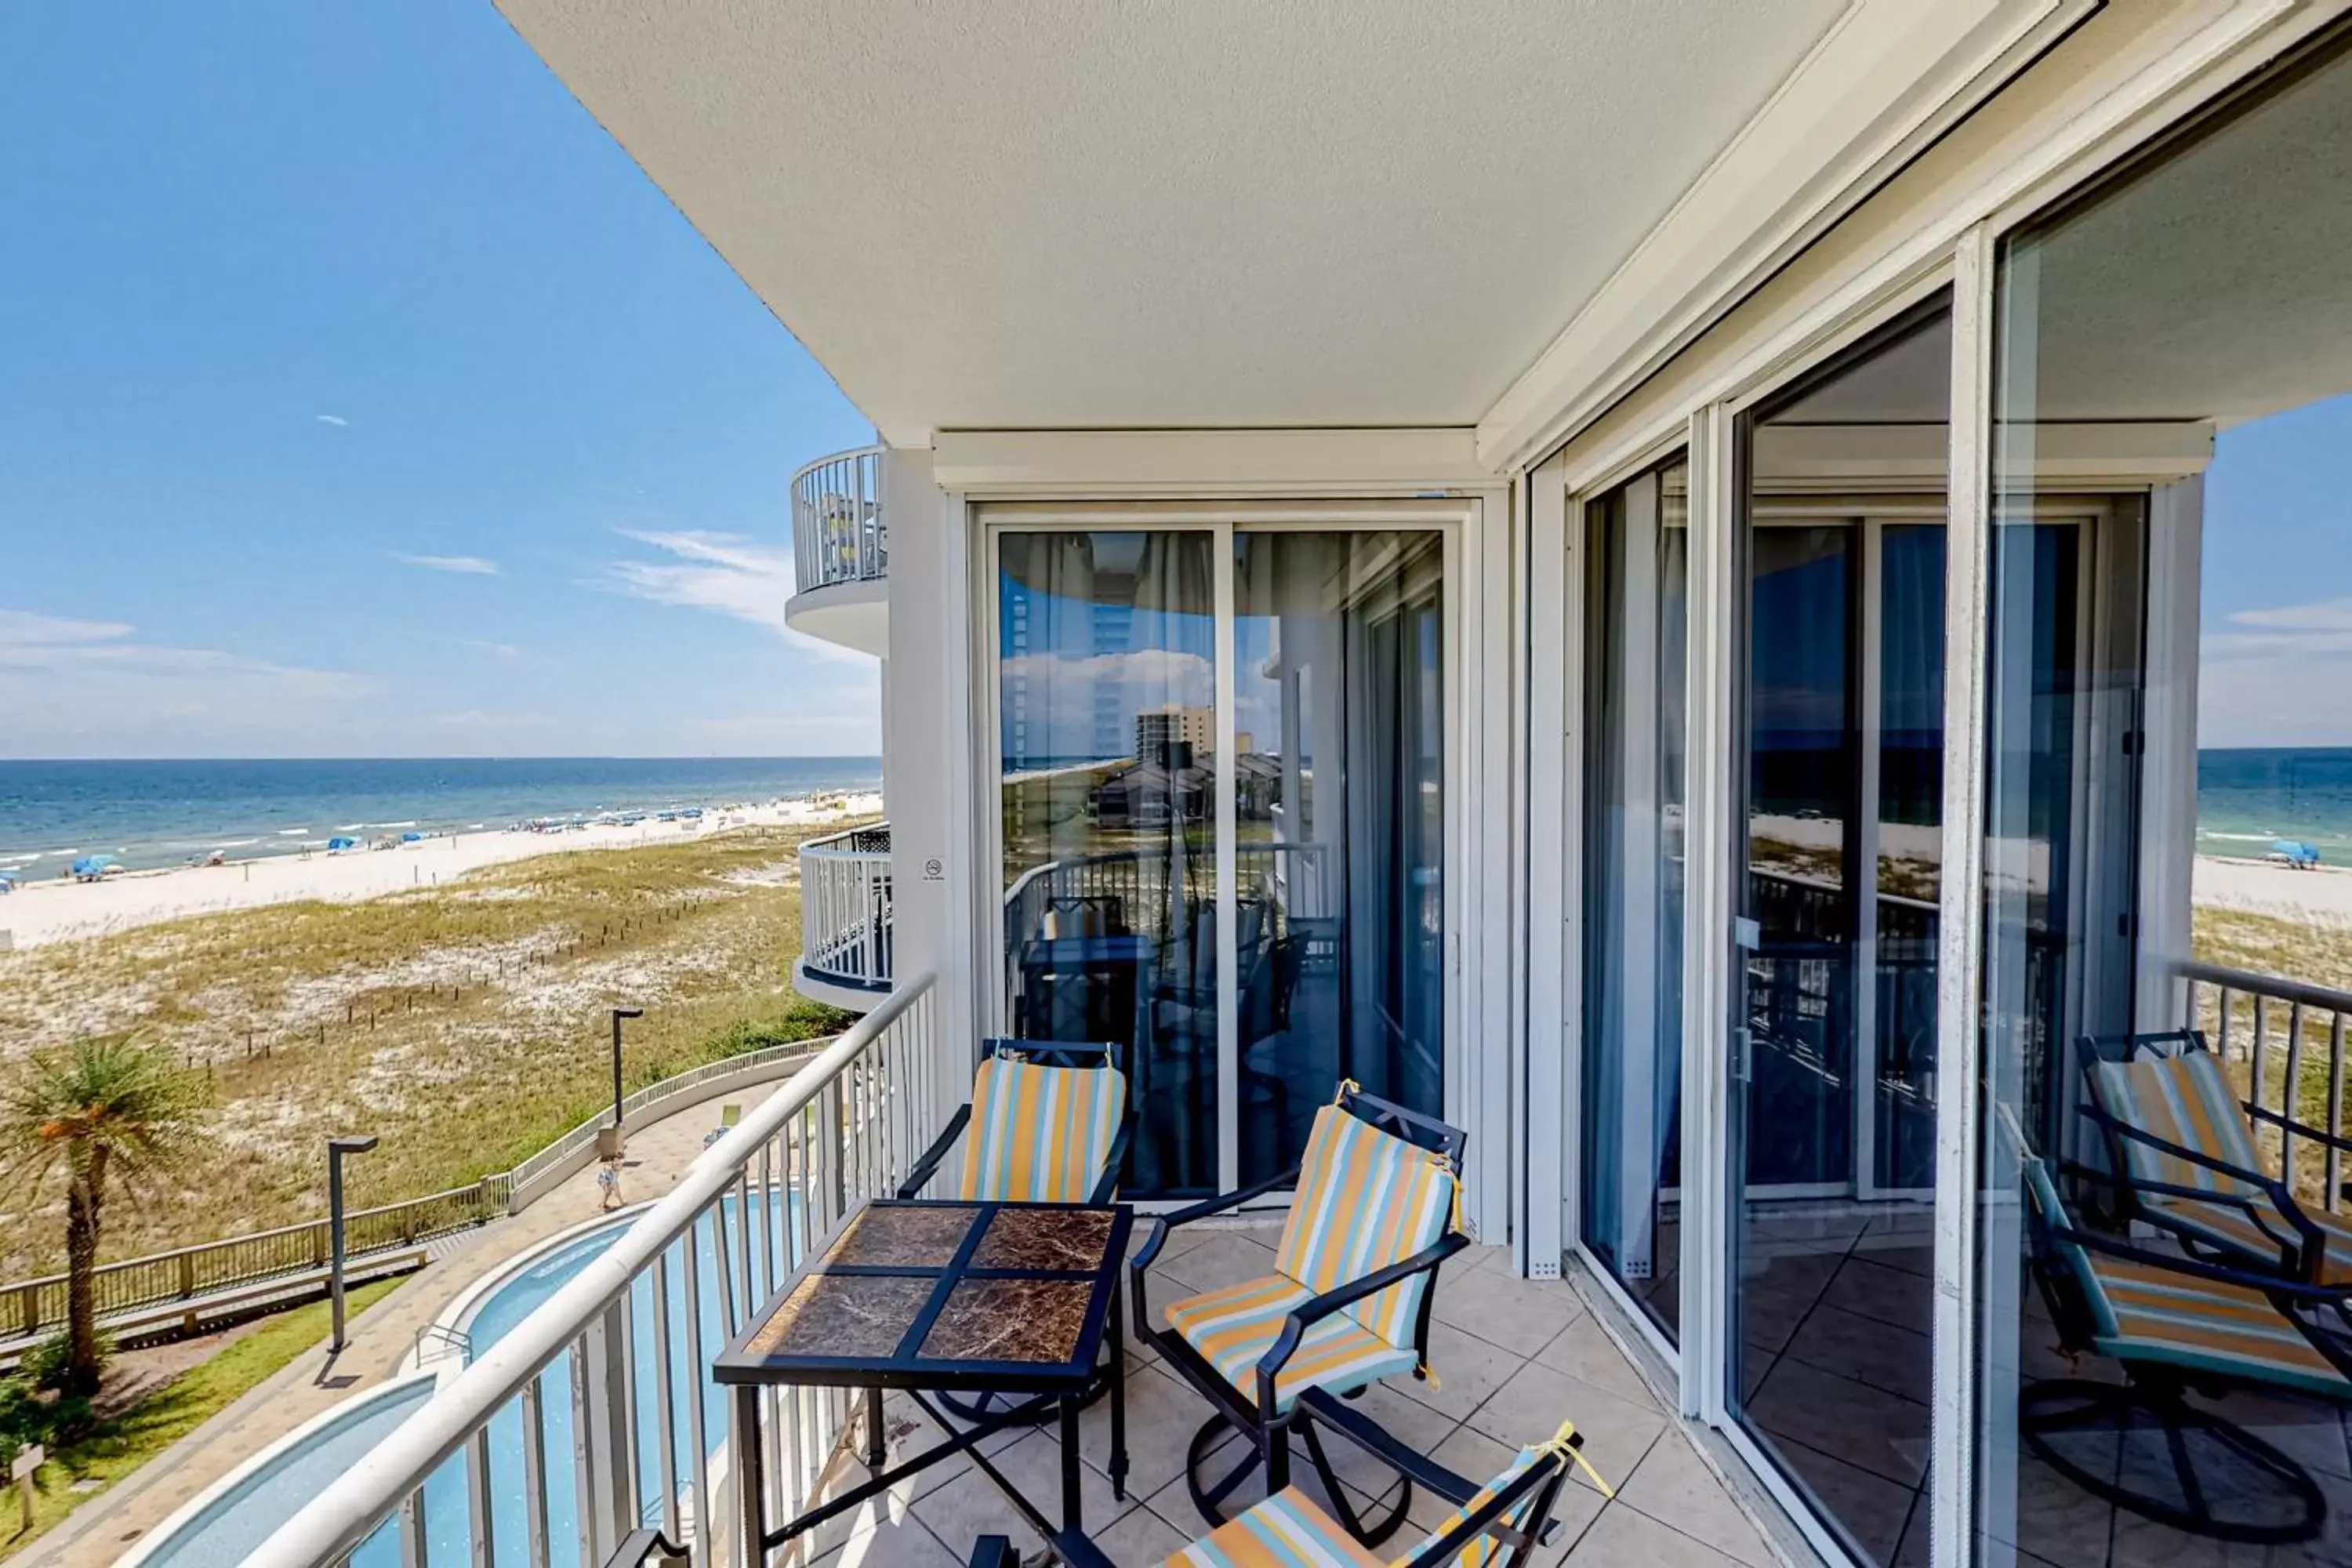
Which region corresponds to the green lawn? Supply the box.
[0,1278,402,1563]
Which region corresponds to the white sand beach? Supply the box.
[0,793,881,949]
[2194,853,2352,925]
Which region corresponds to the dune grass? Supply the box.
[0,825,858,1274]
[0,1276,402,1563]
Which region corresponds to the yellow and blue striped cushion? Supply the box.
[1398,1448,1547,1568]
[2085,1253,2350,1399]
[2085,1051,2352,1282]
[956,1054,1126,1203]
[1274,1105,1459,1348]
[1163,1486,1383,1568]
[2022,1154,2349,1399]
[1166,1276,1419,1414]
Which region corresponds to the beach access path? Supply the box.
[0,793,882,951]
[15,1078,795,1568]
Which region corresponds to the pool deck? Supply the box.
[17,1085,782,1568]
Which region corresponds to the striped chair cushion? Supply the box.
[956,1053,1126,1203]
[1166,1276,1420,1414]
[1274,1104,1459,1348]
[1163,1486,1383,1568]
[1398,1448,1547,1568]
[2083,1253,2351,1399]
[2085,1051,2352,1280]
[2087,1051,2263,1199]
[2023,1153,2350,1399]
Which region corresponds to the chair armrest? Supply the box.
[1047,1530,1120,1568]
[896,1105,972,1200]
[2245,1102,2352,1153]
[1256,1233,1468,1406]
[2056,1216,2350,1304]
[1293,1386,1481,1507]
[1088,1112,1136,1207]
[2061,1158,2304,1255]
[1129,1166,1301,1334]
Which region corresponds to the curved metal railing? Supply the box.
[252,974,943,1568]
[791,445,886,594]
[799,821,893,992]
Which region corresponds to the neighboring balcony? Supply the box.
[796,822,892,1009]
[786,445,888,656]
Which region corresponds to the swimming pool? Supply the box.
[135,1189,797,1567]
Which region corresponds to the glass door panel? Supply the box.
[1728,305,1949,1568]
[1580,459,1689,1341]
[998,530,1219,1197]
[1232,529,1446,1185]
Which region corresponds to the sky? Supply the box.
[0,2,880,760]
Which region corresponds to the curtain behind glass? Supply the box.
[999,531,1218,1196]
[1580,462,1688,1341]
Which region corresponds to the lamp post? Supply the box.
[599,1007,643,1160]
[327,1134,378,1354]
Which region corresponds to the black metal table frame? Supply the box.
[717,1200,1132,1559]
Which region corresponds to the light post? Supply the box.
[327,1134,378,1354]
[598,1007,643,1160]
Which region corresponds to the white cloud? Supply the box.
[606,529,869,663]
[2201,596,2352,745]
[466,640,522,659]
[0,607,375,757]
[392,553,499,575]
[314,413,348,427]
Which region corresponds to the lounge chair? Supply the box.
[1131,1083,1468,1544]
[2013,1106,2352,1544]
[2078,1029,2352,1287]
[702,1103,742,1149]
[1043,1385,1604,1567]
[896,1038,1134,1431]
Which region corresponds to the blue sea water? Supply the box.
[0,757,880,874]
[2198,748,2352,861]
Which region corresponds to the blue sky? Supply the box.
[0,2,879,760]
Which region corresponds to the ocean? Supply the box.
[2198,747,2352,862]
[0,757,881,875]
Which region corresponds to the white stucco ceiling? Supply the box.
[496,0,1848,446]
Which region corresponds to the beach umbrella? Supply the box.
[401,831,424,844]
[327,836,358,852]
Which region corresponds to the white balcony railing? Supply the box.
[251,974,943,1568]
[2176,957,2352,1211]
[790,445,886,594]
[800,822,893,992]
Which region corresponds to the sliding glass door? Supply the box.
[995,520,1450,1200]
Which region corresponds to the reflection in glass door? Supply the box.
[996,524,1447,1200]
[1726,304,1950,1568]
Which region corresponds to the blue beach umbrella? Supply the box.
[326,836,358,852]
[71,854,118,880]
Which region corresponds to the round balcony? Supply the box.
[786,445,888,657]
[796,821,892,1011]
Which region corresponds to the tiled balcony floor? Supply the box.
[786,1229,1773,1567]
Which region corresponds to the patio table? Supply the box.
[714,1197,1134,1559]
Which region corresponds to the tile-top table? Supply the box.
[715,1198,1134,1557]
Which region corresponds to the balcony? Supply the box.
[796,821,893,1008]
[786,445,888,656]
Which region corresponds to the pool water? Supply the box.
[143,1189,798,1567]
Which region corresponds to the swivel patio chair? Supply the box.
[2014,1109,2352,1544]
[1043,1385,1606,1568]
[1131,1083,1469,1545]
[897,1037,1134,1425]
[2078,1029,2352,1288]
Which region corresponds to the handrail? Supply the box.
[2174,957,2352,1213]
[2176,956,2352,1017]
[800,820,894,989]
[252,971,942,1568]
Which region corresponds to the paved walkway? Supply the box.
[20,1083,786,1568]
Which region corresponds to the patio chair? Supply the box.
[1047,1385,1606,1568]
[701,1102,741,1149]
[2013,1107,2352,1544]
[2077,1029,2352,1287]
[896,1036,1134,1425]
[1131,1083,1469,1544]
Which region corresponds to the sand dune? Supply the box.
[0,793,881,949]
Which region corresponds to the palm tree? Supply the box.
[1,1037,206,1396]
